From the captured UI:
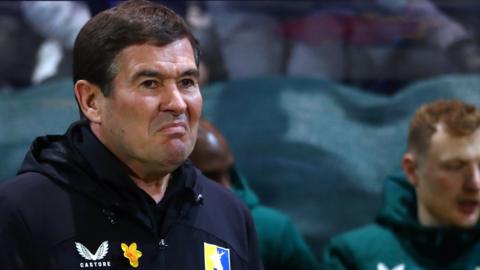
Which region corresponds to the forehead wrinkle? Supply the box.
[130,69,164,82]
[129,62,197,82]
[118,41,196,80]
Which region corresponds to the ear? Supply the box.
[402,152,419,187]
[74,80,104,123]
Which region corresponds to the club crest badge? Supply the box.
[75,241,111,268]
[204,242,230,270]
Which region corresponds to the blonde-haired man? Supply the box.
[323,100,480,269]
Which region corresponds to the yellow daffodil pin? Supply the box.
[121,242,142,268]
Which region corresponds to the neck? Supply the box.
[131,173,171,203]
[90,123,175,203]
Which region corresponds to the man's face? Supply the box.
[96,38,202,175]
[413,126,480,227]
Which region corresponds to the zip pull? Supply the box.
[158,238,168,249]
[194,193,203,205]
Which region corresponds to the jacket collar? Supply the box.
[71,120,136,192]
[18,119,204,233]
[70,120,202,200]
[376,171,480,262]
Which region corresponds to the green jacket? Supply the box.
[230,167,320,270]
[322,172,480,270]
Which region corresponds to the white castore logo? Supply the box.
[377,262,405,270]
[76,241,109,260]
[75,241,111,268]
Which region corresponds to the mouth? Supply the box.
[156,120,188,135]
[457,199,480,215]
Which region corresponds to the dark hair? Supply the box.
[73,0,199,96]
[407,100,480,156]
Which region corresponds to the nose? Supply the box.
[162,84,187,116]
[465,164,480,192]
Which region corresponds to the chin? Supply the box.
[455,222,478,228]
[453,216,480,228]
[155,140,193,165]
[165,149,191,165]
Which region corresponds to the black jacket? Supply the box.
[0,121,261,270]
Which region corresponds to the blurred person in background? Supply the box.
[0,2,41,90]
[207,0,480,94]
[21,1,90,85]
[323,100,480,269]
[190,118,320,270]
[0,1,90,91]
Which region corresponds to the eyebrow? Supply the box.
[182,68,200,79]
[131,68,199,82]
[440,157,468,164]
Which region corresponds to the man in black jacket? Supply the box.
[0,1,262,269]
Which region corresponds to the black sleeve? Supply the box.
[0,196,32,270]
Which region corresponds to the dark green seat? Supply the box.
[0,79,77,181]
